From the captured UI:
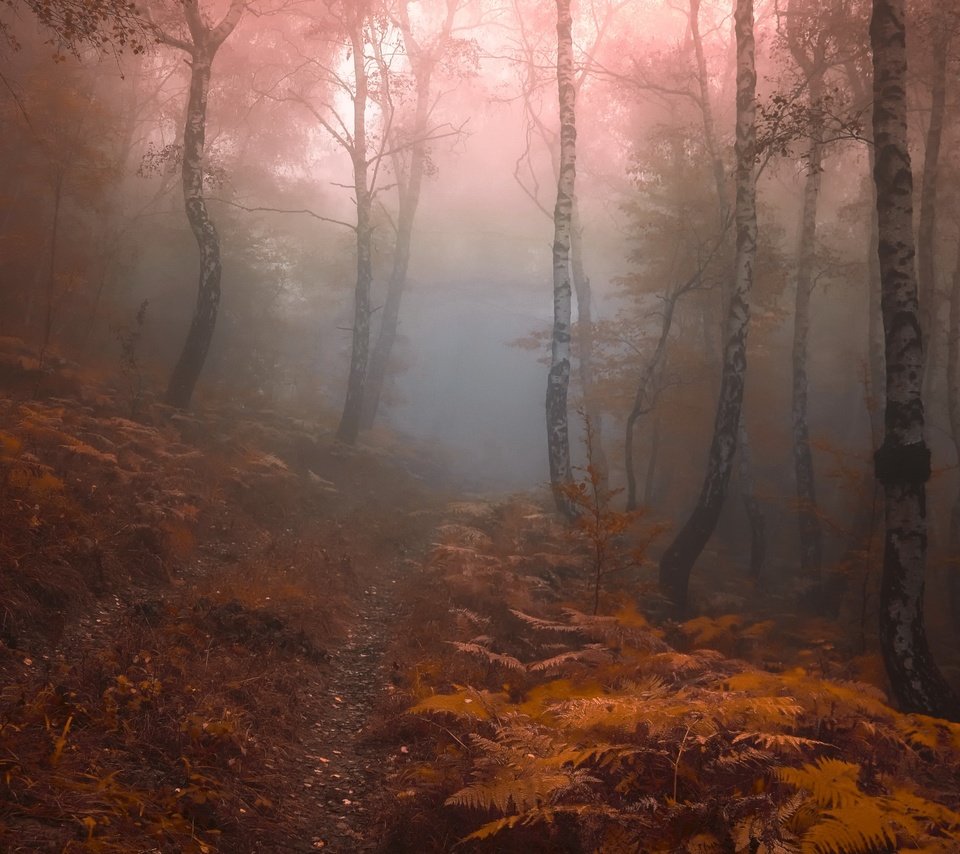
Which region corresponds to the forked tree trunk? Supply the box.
[658,0,757,613]
[336,20,373,445]
[361,0,455,430]
[160,0,243,410]
[870,0,959,720]
[359,71,425,431]
[546,0,576,517]
[166,52,220,409]
[792,128,825,577]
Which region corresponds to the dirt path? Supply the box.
[291,562,411,853]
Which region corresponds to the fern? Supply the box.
[448,641,525,671]
[510,609,585,634]
[800,799,896,854]
[409,687,507,721]
[778,759,863,809]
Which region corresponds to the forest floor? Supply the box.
[2,342,960,853]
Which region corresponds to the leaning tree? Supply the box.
[152,0,245,409]
[657,0,757,613]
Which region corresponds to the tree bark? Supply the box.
[739,414,765,579]
[625,289,677,511]
[946,237,960,641]
[658,0,757,613]
[870,0,959,720]
[361,0,457,429]
[690,0,765,575]
[917,24,949,397]
[546,0,576,517]
[161,0,244,410]
[336,16,373,444]
[359,65,429,430]
[166,52,220,409]
[791,130,825,577]
[571,198,608,488]
[689,0,727,228]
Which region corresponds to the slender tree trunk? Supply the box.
[739,414,765,579]
[690,0,727,229]
[867,199,885,449]
[658,0,756,613]
[166,52,222,410]
[571,199,608,487]
[918,25,949,398]
[792,128,825,577]
[643,414,661,506]
[690,0,765,573]
[38,170,64,370]
[946,240,960,637]
[546,0,576,517]
[870,0,959,720]
[361,60,434,430]
[625,294,677,511]
[337,23,373,445]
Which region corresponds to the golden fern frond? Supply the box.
[800,800,896,854]
[453,607,490,629]
[889,787,960,829]
[733,732,828,753]
[713,744,772,768]
[445,771,570,813]
[409,687,506,720]
[642,649,727,678]
[510,609,584,633]
[681,614,743,647]
[517,677,607,718]
[448,642,525,671]
[778,759,862,809]
[528,645,613,672]
[462,811,539,841]
[895,714,960,757]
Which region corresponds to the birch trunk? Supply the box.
[690,0,765,575]
[336,19,373,444]
[658,0,757,613]
[870,0,959,719]
[546,0,576,516]
[166,52,219,409]
[161,0,244,410]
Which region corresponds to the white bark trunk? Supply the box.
[871,0,958,720]
[658,0,757,613]
[546,0,576,516]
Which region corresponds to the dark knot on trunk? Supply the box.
[874,439,931,486]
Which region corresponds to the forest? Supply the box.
[2,0,960,850]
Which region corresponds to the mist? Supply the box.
[3,0,960,849]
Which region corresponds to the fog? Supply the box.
[2,0,959,591]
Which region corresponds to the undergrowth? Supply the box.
[383,500,960,853]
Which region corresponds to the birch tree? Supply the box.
[658,0,757,613]
[153,0,245,410]
[360,0,462,430]
[546,0,576,516]
[870,0,958,719]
